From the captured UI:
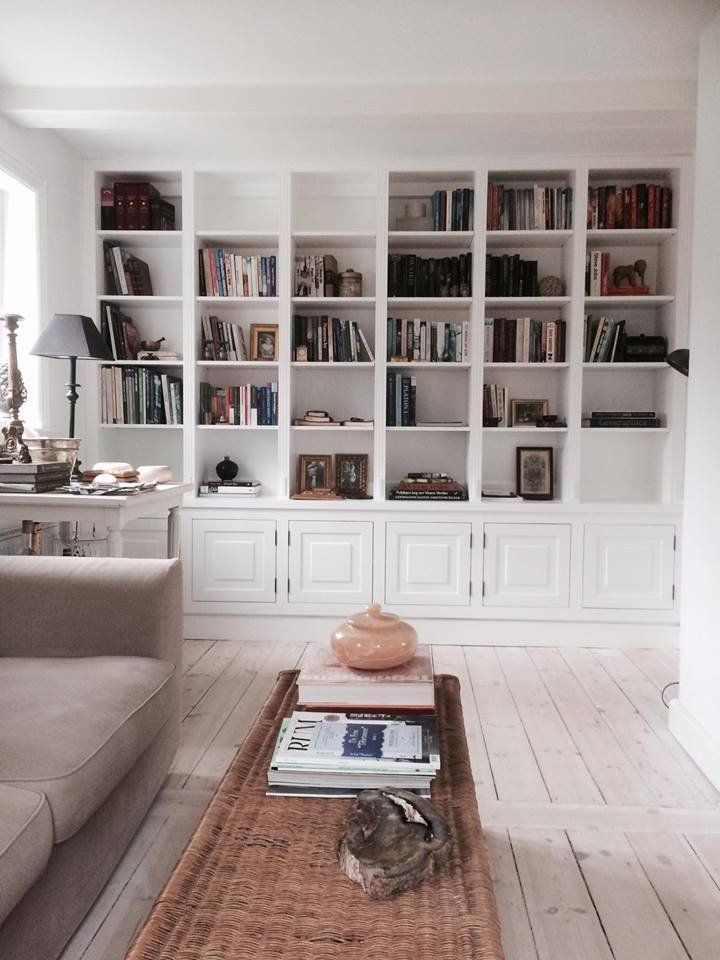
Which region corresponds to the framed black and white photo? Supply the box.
[334,453,369,497]
[250,323,279,362]
[510,399,549,427]
[516,446,554,500]
[298,454,333,493]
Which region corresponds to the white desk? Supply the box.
[0,483,191,557]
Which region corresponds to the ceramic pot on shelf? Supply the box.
[331,603,418,670]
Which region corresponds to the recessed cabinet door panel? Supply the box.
[386,522,471,606]
[583,524,675,609]
[484,523,571,607]
[122,518,167,559]
[289,522,372,604]
[192,519,276,602]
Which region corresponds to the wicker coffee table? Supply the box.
[125,670,505,960]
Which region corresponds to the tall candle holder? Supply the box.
[0,313,31,463]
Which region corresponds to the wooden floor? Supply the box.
[60,641,720,960]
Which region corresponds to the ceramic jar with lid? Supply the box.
[338,269,363,298]
[331,603,417,669]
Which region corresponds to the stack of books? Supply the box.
[293,409,336,427]
[267,644,439,798]
[103,242,153,296]
[198,480,262,497]
[587,410,661,428]
[389,473,468,501]
[0,461,70,494]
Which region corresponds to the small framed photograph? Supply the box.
[335,454,369,497]
[298,454,333,493]
[250,323,279,362]
[516,446,554,500]
[510,399,549,427]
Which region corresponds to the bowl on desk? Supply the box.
[25,438,80,464]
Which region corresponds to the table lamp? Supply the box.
[29,313,112,438]
[665,348,689,378]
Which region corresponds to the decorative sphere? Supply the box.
[331,604,417,670]
[538,275,565,297]
[216,456,239,481]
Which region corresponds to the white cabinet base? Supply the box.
[386,522,471,605]
[483,523,571,607]
[583,524,675,610]
[192,519,276,603]
[288,521,373,604]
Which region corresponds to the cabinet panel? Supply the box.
[192,519,276,602]
[484,523,570,607]
[122,518,167,559]
[288,521,372,604]
[583,524,675,609]
[386,522,471,606]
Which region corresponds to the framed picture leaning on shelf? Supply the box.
[516,446,554,500]
[250,324,279,361]
[335,454,369,498]
[510,399,549,427]
[298,454,333,493]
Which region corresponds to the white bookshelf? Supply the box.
[87,159,688,509]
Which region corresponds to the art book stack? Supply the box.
[267,644,439,797]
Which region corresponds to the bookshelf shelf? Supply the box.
[98,230,182,246]
[387,297,472,309]
[291,296,375,307]
[196,296,279,305]
[582,362,669,370]
[99,424,184,430]
[485,229,572,248]
[196,230,279,247]
[197,425,278,431]
[485,427,569,433]
[484,362,569,369]
[196,361,278,369]
[586,228,677,247]
[386,425,470,432]
[584,295,674,306]
[291,362,374,368]
[98,295,182,305]
[387,362,470,370]
[388,230,474,249]
[293,230,375,248]
[104,360,183,367]
[484,296,571,308]
[581,427,669,434]
[291,425,374,432]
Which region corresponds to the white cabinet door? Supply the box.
[583,524,675,609]
[484,523,571,607]
[192,519,276,603]
[122,518,167,559]
[288,521,372,604]
[386,522,471,606]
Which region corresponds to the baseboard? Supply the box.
[184,614,678,648]
[669,700,720,793]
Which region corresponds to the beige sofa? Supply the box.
[0,555,183,960]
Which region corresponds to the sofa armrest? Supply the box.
[0,557,183,670]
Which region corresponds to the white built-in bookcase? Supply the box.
[87,159,689,508]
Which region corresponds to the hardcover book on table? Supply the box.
[297,644,435,708]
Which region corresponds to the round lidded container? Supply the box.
[338,268,363,298]
[331,603,417,669]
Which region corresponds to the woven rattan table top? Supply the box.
[125,670,505,960]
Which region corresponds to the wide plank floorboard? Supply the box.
[60,642,720,960]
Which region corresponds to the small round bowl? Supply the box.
[331,603,417,670]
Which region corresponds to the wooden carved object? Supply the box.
[0,313,31,462]
[338,788,451,899]
[613,258,647,288]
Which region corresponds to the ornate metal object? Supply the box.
[0,313,31,462]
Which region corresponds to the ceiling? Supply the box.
[0,0,716,158]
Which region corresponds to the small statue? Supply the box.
[613,259,647,288]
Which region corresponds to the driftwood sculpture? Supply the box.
[338,788,451,899]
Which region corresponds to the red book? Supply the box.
[137,182,160,230]
[600,251,611,296]
[606,187,616,229]
[113,183,127,230]
[100,187,114,229]
[630,185,638,229]
[648,184,657,229]
[605,285,650,296]
[661,187,672,228]
[124,183,139,230]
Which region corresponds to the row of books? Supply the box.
[585,410,662,428]
[483,383,508,426]
[100,182,176,231]
[198,382,278,426]
[268,645,438,797]
[587,183,672,230]
[585,250,650,297]
[484,317,567,364]
[429,188,474,231]
[584,316,627,363]
[0,461,70,495]
[200,314,249,362]
[103,243,153,296]
[388,254,472,297]
[292,315,374,362]
[389,473,467,501]
[485,254,539,297]
[387,318,469,363]
[486,184,573,231]
[100,302,141,360]
[295,255,338,297]
[101,366,182,425]
[386,372,417,426]
[198,250,277,298]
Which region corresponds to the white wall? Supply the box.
[669,11,720,788]
[0,113,83,441]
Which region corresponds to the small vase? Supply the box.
[331,603,417,670]
[216,456,239,481]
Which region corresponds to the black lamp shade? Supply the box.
[29,314,112,360]
[666,348,689,378]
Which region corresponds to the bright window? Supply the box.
[0,165,40,429]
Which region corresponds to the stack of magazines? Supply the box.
[267,711,440,798]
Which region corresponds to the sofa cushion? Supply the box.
[0,656,175,842]
[0,784,53,925]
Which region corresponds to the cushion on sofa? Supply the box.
[0,784,53,925]
[0,656,175,842]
